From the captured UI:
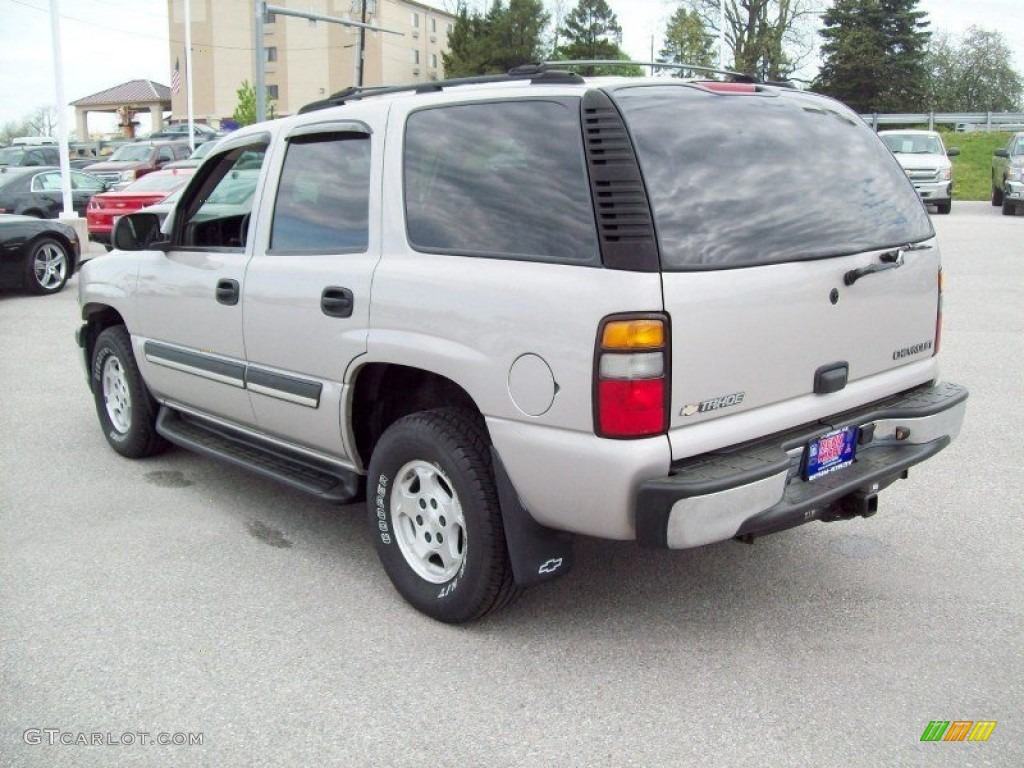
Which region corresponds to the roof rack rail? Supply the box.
[544,59,758,83]
[298,67,585,114]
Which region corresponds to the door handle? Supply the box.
[321,287,354,318]
[216,278,240,306]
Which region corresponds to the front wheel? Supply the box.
[1003,197,1017,216]
[90,326,169,458]
[992,181,1004,206]
[24,237,70,295]
[935,201,951,215]
[367,408,520,623]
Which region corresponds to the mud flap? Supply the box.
[491,449,574,586]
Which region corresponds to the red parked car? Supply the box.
[82,140,191,189]
[86,168,194,246]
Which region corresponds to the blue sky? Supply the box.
[0,0,1021,133]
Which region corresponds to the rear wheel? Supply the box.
[367,408,520,623]
[24,237,70,295]
[90,326,169,458]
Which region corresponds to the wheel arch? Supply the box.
[80,304,127,390]
[350,363,481,470]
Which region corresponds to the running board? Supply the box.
[156,407,360,502]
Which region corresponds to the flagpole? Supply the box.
[184,0,195,151]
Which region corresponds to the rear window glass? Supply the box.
[611,85,934,270]
[404,99,599,264]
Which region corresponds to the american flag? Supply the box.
[171,58,181,94]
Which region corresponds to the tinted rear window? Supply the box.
[611,85,934,270]
[404,99,599,264]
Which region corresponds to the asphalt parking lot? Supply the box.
[1,201,1021,767]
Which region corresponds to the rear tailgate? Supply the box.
[609,82,941,460]
[661,245,940,451]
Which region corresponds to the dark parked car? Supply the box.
[147,123,222,144]
[0,166,109,218]
[0,213,80,294]
[0,145,60,167]
[82,141,191,188]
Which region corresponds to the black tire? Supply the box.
[1002,198,1017,216]
[936,201,951,215]
[23,236,70,295]
[90,326,169,459]
[992,180,1003,206]
[367,408,520,623]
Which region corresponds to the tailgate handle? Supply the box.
[844,242,932,286]
[814,362,848,395]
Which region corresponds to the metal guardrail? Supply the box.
[859,112,1024,132]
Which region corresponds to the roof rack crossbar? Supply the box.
[299,68,584,114]
[542,59,757,83]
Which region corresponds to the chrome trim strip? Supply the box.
[247,381,319,408]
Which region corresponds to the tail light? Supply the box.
[934,268,943,356]
[595,315,669,438]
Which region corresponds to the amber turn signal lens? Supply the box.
[601,319,664,350]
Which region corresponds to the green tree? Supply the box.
[659,7,715,74]
[814,0,931,113]
[232,80,275,126]
[926,26,1024,112]
[443,1,549,77]
[553,0,640,75]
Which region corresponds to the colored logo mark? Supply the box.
[920,721,997,742]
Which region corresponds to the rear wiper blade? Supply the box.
[844,242,933,286]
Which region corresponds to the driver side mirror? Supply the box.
[995,149,1010,158]
[112,212,166,251]
[946,147,960,157]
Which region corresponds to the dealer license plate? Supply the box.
[803,426,858,481]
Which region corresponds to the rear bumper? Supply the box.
[635,381,967,548]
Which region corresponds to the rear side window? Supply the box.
[270,132,370,253]
[612,85,934,270]
[404,99,599,264]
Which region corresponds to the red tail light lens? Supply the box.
[595,315,669,438]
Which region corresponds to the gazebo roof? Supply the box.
[71,80,170,107]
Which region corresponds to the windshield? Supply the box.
[110,144,155,162]
[0,147,26,165]
[881,134,944,155]
[191,140,217,160]
[122,172,192,193]
[612,85,933,270]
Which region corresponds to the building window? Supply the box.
[411,49,420,65]
[411,11,419,27]
[265,47,277,63]
[430,18,436,33]
[266,85,279,100]
[447,22,454,35]
[264,10,276,23]
[429,53,437,69]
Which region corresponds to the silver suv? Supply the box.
[76,68,967,623]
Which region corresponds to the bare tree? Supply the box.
[25,105,59,137]
[685,0,823,80]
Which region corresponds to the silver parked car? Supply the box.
[76,67,967,623]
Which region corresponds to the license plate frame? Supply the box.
[802,425,858,481]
